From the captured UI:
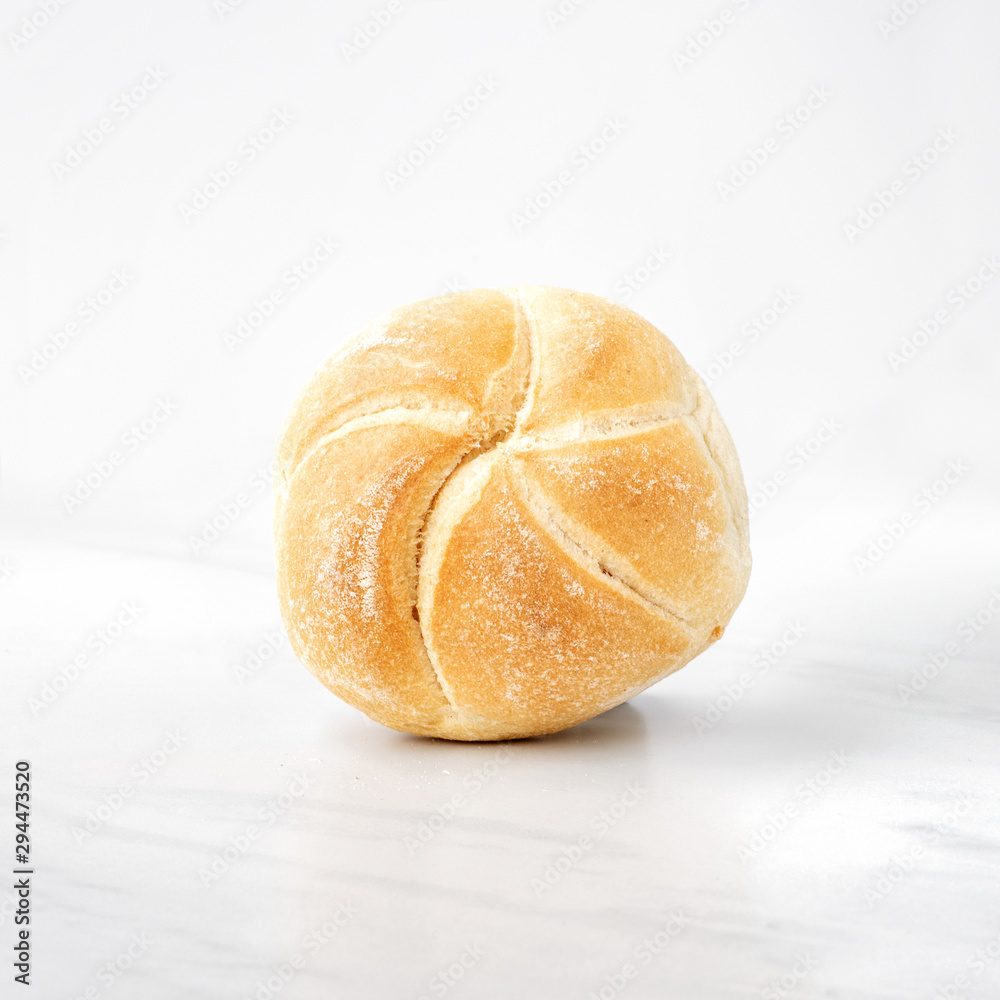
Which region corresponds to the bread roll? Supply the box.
[274,287,750,740]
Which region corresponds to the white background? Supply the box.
[3,1,1000,998]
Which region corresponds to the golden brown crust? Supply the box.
[419,455,694,738]
[515,286,697,435]
[277,289,527,477]
[513,420,746,631]
[274,286,751,740]
[275,412,469,737]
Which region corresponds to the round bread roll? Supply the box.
[274,287,750,741]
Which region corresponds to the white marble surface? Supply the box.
[5,496,999,999]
